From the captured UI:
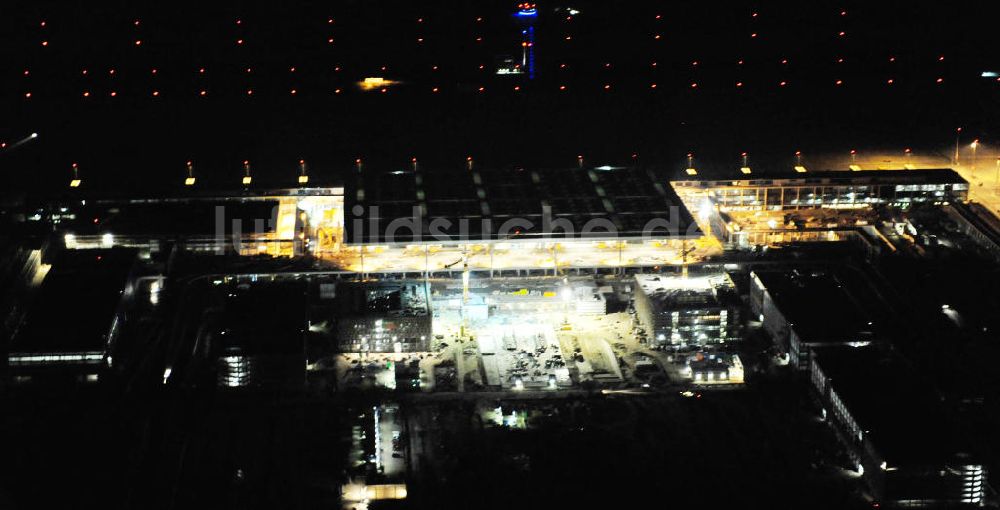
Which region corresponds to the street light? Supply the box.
[184,160,196,186]
[69,162,82,188]
[955,127,963,164]
[995,157,1000,192]
[242,160,252,186]
[686,153,697,175]
[298,159,309,185]
[794,151,806,172]
[971,140,979,171]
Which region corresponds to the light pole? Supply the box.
[971,140,979,172]
[955,127,962,165]
[994,157,1000,193]
[298,159,309,185]
[69,162,82,188]
[185,160,196,186]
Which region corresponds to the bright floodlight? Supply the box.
[30,132,38,138]
[184,177,196,186]
[740,167,752,174]
[794,165,808,173]
[101,233,114,247]
[298,175,309,184]
[242,176,252,185]
[698,199,714,221]
[685,168,698,176]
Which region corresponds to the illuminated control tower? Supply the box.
[515,3,537,79]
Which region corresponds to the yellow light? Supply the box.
[685,168,698,176]
[242,176,252,185]
[849,164,862,171]
[69,179,82,188]
[359,77,398,90]
[740,167,752,174]
[794,165,807,173]
[184,177,196,186]
[298,175,309,184]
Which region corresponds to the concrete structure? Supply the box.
[750,270,876,369]
[683,352,744,384]
[207,280,308,389]
[347,165,699,245]
[41,187,344,258]
[5,248,139,383]
[810,346,985,506]
[673,169,969,213]
[632,273,740,347]
[335,281,432,352]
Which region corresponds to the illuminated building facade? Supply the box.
[632,273,740,347]
[45,188,344,258]
[672,169,968,212]
[335,281,432,352]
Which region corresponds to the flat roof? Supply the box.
[753,269,875,344]
[11,248,138,355]
[672,168,967,188]
[813,346,969,464]
[61,199,282,237]
[346,166,699,244]
[213,281,307,357]
[336,281,430,317]
[634,273,737,310]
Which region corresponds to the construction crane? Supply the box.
[680,239,697,278]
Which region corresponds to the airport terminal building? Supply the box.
[672,169,969,212]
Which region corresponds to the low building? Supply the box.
[810,346,985,506]
[682,352,744,384]
[633,273,740,347]
[750,269,876,369]
[5,248,139,383]
[336,281,432,352]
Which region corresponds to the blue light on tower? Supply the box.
[516,3,538,18]
[516,4,538,79]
